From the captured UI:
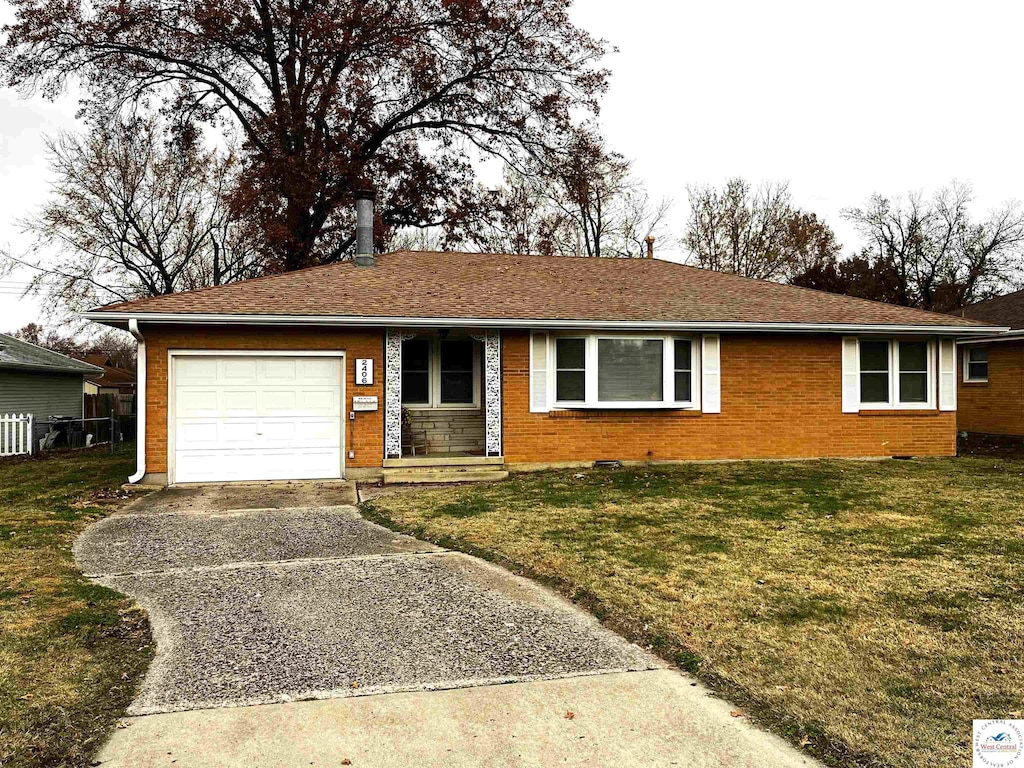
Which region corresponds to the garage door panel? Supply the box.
[175,388,221,417]
[176,358,219,384]
[176,420,222,448]
[260,358,299,382]
[172,355,343,484]
[221,388,259,416]
[176,448,340,483]
[299,358,342,384]
[221,358,259,384]
[259,387,339,417]
[259,418,341,446]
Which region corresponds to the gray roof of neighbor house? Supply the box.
[0,333,103,375]
[85,250,999,333]
[960,288,1024,331]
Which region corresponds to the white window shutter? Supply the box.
[530,332,550,413]
[701,334,721,414]
[938,338,957,411]
[842,337,860,413]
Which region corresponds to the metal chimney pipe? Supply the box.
[354,189,375,267]
[644,235,655,259]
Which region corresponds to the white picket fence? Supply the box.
[0,413,34,457]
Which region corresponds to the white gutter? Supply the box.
[127,319,146,484]
[81,311,1005,337]
[958,330,1024,345]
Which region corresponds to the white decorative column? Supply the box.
[384,329,416,459]
[471,330,503,457]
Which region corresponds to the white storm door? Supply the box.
[173,354,343,483]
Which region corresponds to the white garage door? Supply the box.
[172,354,344,484]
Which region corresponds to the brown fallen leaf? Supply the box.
[799,736,812,748]
[565,711,575,720]
[341,760,352,766]
[350,682,360,689]
[729,710,743,718]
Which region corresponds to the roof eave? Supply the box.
[0,361,99,375]
[81,311,1002,336]
[957,329,1024,344]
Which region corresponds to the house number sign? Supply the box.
[355,358,373,385]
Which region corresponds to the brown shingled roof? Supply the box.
[960,288,1024,330]
[92,250,992,328]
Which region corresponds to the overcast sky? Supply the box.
[2,0,1022,332]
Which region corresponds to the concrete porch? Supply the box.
[382,454,507,484]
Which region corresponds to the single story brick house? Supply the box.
[83,245,1001,485]
[955,289,1024,436]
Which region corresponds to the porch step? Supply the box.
[383,455,504,468]
[382,466,509,485]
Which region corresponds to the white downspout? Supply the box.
[128,319,146,484]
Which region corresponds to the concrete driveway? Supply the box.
[78,483,820,767]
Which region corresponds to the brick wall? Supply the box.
[501,331,956,462]
[142,324,385,473]
[142,326,958,475]
[957,342,1024,436]
[405,408,485,454]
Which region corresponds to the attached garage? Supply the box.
[170,352,345,484]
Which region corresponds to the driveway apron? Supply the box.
[81,484,821,768]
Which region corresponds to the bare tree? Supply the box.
[463,130,676,258]
[684,179,840,280]
[1,118,261,316]
[2,0,608,269]
[842,182,1024,311]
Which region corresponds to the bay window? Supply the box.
[857,339,935,409]
[552,334,697,408]
[597,338,663,402]
[674,339,693,402]
[898,341,929,403]
[555,338,586,402]
[859,340,890,403]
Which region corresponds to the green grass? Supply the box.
[362,457,1024,768]
[0,447,153,768]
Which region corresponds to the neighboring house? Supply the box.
[0,333,103,422]
[955,289,1024,436]
[83,236,997,486]
[75,354,137,397]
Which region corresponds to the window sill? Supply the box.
[548,408,702,419]
[857,409,941,417]
[404,405,482,412]
[552,403,696,410]
[963,380,989,386]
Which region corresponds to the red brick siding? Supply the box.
[957,342,1024,436]
[501,331,956,462]
[142,326,957,473]
[142,325,385,473]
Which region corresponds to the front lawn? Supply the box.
[0,447,153,768]
[362,458,1024,768]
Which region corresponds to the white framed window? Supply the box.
[401,336,481,408]
[549,333,699,409]
[554,337,587,404]
[855,339,935,409]
[674,339,694,402]
[964,347,989,382]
